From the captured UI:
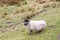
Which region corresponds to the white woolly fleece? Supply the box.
[27,20,46,31]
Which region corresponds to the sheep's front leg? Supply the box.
[29,30,33,35]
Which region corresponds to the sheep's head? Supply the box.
[24,19,30,26]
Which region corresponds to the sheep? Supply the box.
[24,19,47,35]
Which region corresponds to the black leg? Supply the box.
[29,30,33,35]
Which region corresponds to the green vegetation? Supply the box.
[0,6,60,40]
[0,0,60,40]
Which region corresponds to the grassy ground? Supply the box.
[0,5,60,40]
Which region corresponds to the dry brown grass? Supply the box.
[13,2,57,19]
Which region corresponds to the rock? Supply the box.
[5,20,12,24]
[57,34,60,40]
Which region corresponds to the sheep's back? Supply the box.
[29,20,46,30]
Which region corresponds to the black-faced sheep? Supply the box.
[24,19,46,35]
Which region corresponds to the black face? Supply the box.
[24,19,29,26]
